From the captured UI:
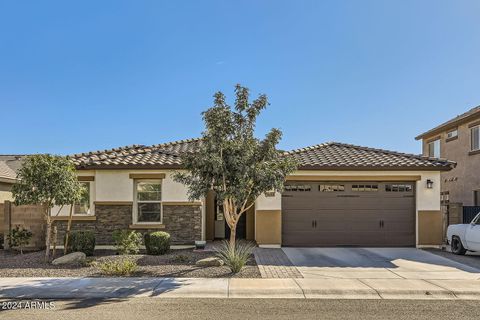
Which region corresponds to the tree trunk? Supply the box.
[229,222,237,249]
[223,198,239,249]
[64,204,74,255]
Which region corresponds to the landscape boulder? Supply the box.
[195,257,224,267]
[52,252,86,265]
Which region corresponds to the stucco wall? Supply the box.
[0,182,13,203]
[421,118,480,206]
[255,170,441,212]
[254,170,443,247]
[255,192,281,210]
[96,170,190,202]
[54,170,191,216]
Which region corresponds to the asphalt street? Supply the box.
[0,298,478,320]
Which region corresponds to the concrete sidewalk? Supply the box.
[1,277,480,300]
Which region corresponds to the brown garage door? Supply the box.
[282,182,415,247]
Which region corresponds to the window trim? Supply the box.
[471,125,480,152]
[318,184,345,192]
[351,184,379,192]
[74,181,94,215]
[427,139,441,158]
[133,179,163,224]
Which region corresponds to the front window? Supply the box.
[352,184,378,192]
[428,139,441,158]
[135,180,162,223]
[284,184,312,192]
[319,184,345,192]
[471,126,479,151]
[385,184,413,192]
[74,182,91,214]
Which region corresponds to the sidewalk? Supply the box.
[1,277,480,300]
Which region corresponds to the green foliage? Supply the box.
[67,230,96,256]
[173,84,298,219]
[215,240,255,273]
[144,231,170,255]
[7,226,32,254]
[12,154,85,208]
[97,258,137,276]
[0,233,4,249]
[112,230,143,255]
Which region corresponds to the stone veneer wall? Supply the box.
[55,204,202,245]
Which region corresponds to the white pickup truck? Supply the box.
[447,212,480,255]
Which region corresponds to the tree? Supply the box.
[174,84,298,247]
[12,155,84,262]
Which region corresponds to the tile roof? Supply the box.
[0,160,18,181]
[71,139,454,171]
[72,138,202,169]
[285,142,455,170]
[415,105,480,140]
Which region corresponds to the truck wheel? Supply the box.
[451,236,467,255]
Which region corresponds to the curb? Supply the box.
[1,277,480,300]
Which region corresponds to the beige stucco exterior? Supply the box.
[254,170,442,247]
[420,116,480,206]
[0,182,14,203]
[418,210,443,245]
[255,210,282,246]
[49,168,445,247]
[53,170,193,216]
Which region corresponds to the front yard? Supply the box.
[0,249,261,278]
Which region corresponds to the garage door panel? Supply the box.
[283,232,352,247]
[383,232,415,246]
[349,232,385,246]
[282,181,415,247]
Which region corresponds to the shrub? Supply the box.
[0,233,4,249]
[7,226,32,254]
[112,230,142,255]
[67,231,96,256]
[97,258,137,276]
[215,240,255,273]
[144,231,170,255]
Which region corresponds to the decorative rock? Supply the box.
[195,257,224,267]
[52,252,86,265]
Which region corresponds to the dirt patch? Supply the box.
[0,249,261,278]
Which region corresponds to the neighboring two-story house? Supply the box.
[416,106,480,222]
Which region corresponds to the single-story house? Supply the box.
[52,139,455,248]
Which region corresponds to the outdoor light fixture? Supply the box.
[426,179,434,189]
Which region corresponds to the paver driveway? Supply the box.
[282,247,480,280]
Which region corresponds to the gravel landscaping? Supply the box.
[0,249,261,278]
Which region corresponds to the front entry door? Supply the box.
[225,213,247,240]
[214,200,226,239]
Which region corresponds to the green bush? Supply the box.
[144,231,170,255]
[97,258,137,276]
[67,231,96,256]
[215,240,255,273]
[7,226,32,254]
[112,230,142,255]
[0,233,4,249]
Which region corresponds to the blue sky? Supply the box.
[1,1,479,155]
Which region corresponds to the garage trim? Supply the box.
[286,175,422,181]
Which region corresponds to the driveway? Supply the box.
[282,247,480,280]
